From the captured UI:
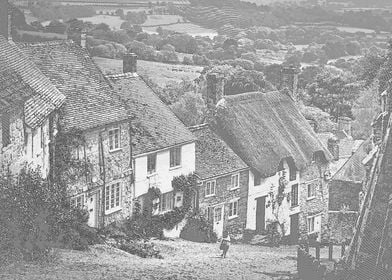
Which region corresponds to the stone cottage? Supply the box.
[204,73,332,243]
[19,39,133,228]
[189,123,249,238]
[106,55,196,236]
[0,35,65,178]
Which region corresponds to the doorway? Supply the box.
[87,191,100,228]
[256,196,266,233]
[290,213,299,244]
[213,205,224,238]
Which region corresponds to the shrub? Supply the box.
[180,212,217,243]
[117,240,163,259]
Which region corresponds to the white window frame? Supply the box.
[228,198,239,219]
[105,182,122,214]
[160,191,174,212]
[307,214,321,234]
[307,183,316,200]
[205,180,216,197]
[230,173,240,190]
[70,193,85,209]
[169,146,181,168]
[147,153,157,174]
[108,128,121,152]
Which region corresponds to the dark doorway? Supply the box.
[290,213,299,244]
[256,196,266,233]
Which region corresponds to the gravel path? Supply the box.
[0,240,298,280]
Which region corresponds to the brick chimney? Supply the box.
[327,136,340,161]
[281,65,300,101]
[205,73,225,109]
[123,52,137,74]
[0,0,11,41]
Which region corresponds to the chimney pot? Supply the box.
[123,52,137,74]
[327,136,340,161]
[80,31,87,48]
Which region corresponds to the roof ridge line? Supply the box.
[17,39,73,47]
[188,123,209,131]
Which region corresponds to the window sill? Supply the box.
[307,196,316,201]
[169,165,181,171]
[205,194,216,198]
[105,206,122,215]
[228,215,238,220]
[229,187,240,191]
[147,172,157,178]
[109,148,122,153]
[290,204,299,209]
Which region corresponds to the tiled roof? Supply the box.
[213,91,332,177]
[0,70,34,110]
[189,124,248,179]
[107,74,195,155]
[332,139,371,182]
[18,40,129,132]
[0,36,65,128]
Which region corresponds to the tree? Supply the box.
[46,20,67,34]
[305,69,361,121]
[170,92,206,126]
[377,40,392,92]
[357,47,385,87]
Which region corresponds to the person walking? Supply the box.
[220,230,231,258]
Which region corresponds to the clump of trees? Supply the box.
[0,169,100,264]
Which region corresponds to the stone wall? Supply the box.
[298,161,330,241]
[199,169,249,237]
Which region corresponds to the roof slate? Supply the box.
[332,139,371,182]
[107,74,195,155]
[0,36,65,128]
[189,124,248,179]
[213,91,332,177]
[18,40,129,132]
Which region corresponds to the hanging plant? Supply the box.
[286,192,291,203]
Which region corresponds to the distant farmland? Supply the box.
[93,57,203,86]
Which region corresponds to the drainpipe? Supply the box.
[98,131,106,228]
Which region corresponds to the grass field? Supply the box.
[0,239,299,280]
[79,15,126,30]
[94,57,203,86]
[142,15,184,26]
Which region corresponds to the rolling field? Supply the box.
[93,57,203,86]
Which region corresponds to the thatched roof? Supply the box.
[213,91,332,177]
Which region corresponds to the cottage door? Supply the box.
[87,191,100,228]
[213,205,224,238]
[290,213,299,244]
[256,196,266,233]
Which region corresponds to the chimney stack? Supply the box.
[205,73,225,109]
[327,136,340,161]
[281,65,300,101]
[0,0,10,40]
[80,30,87,48]
[123,52,137,74]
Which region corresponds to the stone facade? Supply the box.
[297,160,330,242]
[67,121,133,228]
[199,169,249,238]
[1,108,55,179]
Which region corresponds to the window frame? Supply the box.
[291,183,299,207]
[230,173,240,190]
[205,180,216,197]
[70,193,85,209]
[108,127,121,152]
[147,153,157,174]
[160,191,174,212]
[228,198,239,219]
[169,146,181,168]
[307,214,321,234]
[105,182,122,214]
[307,183,316,200]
